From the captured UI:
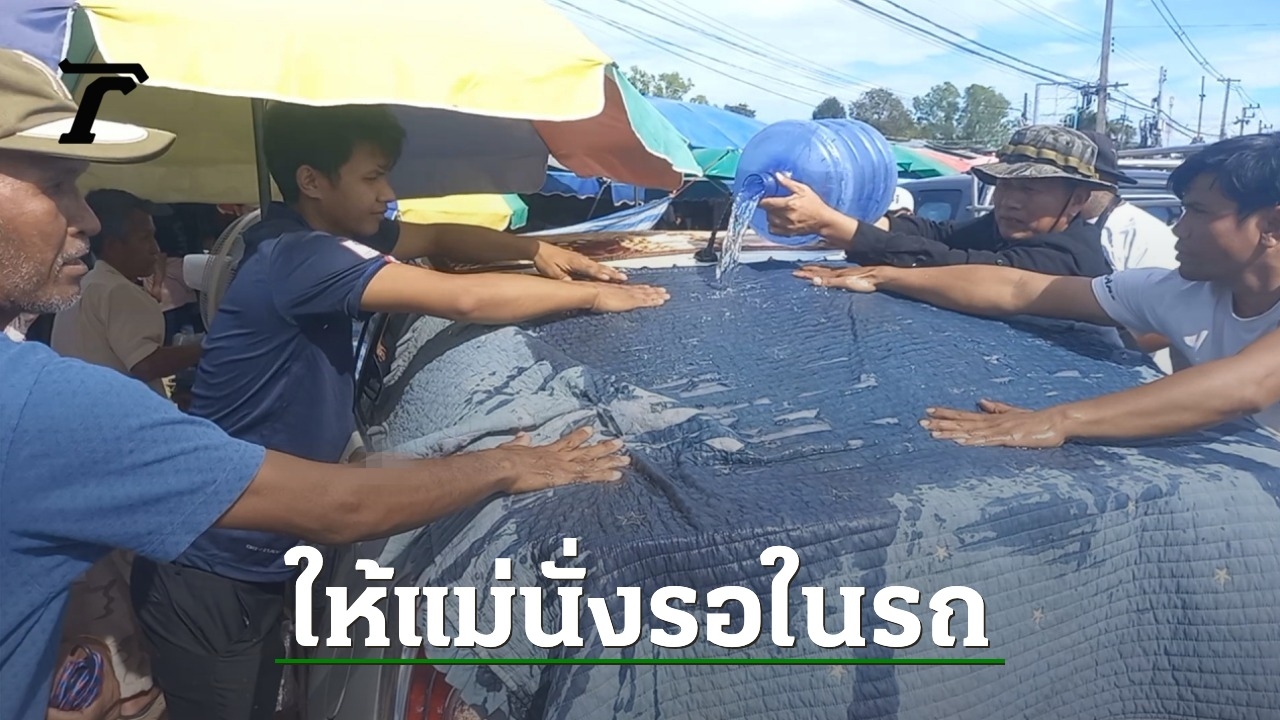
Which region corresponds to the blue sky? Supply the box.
[549,0,1278,142]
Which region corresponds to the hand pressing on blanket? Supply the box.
[500,427,631,492]
[920,400,1069,449]
[589,282,671,313]
[534,242,628,283]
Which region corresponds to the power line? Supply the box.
[870,0,1085,85]
[1145,0,1265,126]
[1113,23,1280,29]
[552,0,818,106]
[834,0,1080,85]
[998,0,1157,74]
[607,0,911,103]
[1149,0,1224,79]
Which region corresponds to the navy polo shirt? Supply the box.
[176,203,398,582]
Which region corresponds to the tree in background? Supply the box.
[626,67,755,111]
[913,82,963,141]
[1063,109,1139,149]
[626,66,695,100]
[812,96,848,120]
[958,84,1014,148]
[849,88,918,139]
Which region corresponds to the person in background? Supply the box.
[0,47,631,720]
[146,210,202,342]
[761,125,1113,277]
[48,190,200,720]
[50,189,202,397]
[887,185,915,218]
[794,132,1280,447]
[1078,129,1182,372]
[130,100,670,720]
[1077,130,1179,273]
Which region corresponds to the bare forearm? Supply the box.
[457,274,598,323]
[396,222,539,265]
[1053,362,1269,441]
[131,344,201,381]
[218,449,519,544]
[364,265,598,323]
[431,225,540,264]
[875,265,1041,316]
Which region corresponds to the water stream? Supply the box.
[714,186,765,287]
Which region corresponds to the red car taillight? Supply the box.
[402,649,486,720]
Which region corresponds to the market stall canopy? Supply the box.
[395,195,528,231]
[0,0,701,203]
[892,145,959,179]
[537,98,763,203]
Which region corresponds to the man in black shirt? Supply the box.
[763,125,1115,277]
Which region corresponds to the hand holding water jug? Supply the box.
[760,173,859,241]
[732,118,899,246]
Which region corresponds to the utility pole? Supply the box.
[1219,78,1238,140]
[1096,0,1115,132]
[1022,93,1029,125]
[1195,76,1207,141]
[1261,123,1275,135]
[1149,67,1166,147]
[1235,104,1260,136]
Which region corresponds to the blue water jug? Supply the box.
[732,119,899,246]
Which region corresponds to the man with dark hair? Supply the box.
[0,48,629,720]
[50,189,201,396]
[795,132,1280,447]
[130,101,670,720]
[760,125,1114,277]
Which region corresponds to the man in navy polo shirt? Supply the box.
[129,102,670,720]
[0,48,630,720]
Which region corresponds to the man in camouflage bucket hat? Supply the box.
[767,124,1115,278]
[970,124,1116,191]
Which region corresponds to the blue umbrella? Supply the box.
[537,98,765,205]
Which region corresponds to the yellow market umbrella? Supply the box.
[397,195,528,231]
[23,0,700,204]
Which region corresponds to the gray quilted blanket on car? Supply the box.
[362,262,1280,720]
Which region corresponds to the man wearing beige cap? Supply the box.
[0,47,631,720]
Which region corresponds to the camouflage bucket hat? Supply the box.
[972,125,1116,190]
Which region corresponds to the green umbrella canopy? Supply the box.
[892,145,958,179]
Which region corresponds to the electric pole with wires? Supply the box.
[1219,78,1238,140]
[1235,104,1260,136]
[1096,0,1115,132]
[1195,76,1206,142]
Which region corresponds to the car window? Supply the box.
[913,189,962,222]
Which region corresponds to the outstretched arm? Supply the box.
[217,428,628,544]
[393,222,626,282]
[921,326,1280,447]
[795,263,1118,326]
[359,263,667,324]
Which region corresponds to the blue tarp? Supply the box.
[524,197,672,236]
[363,261,1280,719]
[0,1,72,68]
[540,170,603,199]
[645,96,765,157]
